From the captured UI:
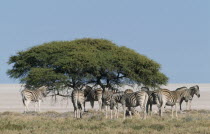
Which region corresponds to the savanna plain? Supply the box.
[0,84,210,134]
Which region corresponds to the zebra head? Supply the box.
[190,85,200,98]
[39,86,48,97]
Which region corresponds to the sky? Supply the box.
[0,0,209,84]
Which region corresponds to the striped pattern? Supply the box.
[176,85,200,111]
[176,87,192,111]
[111,91,148,119]
[84,87,103,111]
[71,89,85,118]
[124,89,134,94]
[141,87,156,114]
[154,89,184,117]
[102,90,114,118]
[110,92,126,119]
[21,86,47,113]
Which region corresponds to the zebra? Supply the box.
[84,86,103,111]
[154,88,190,118]
[176,85,200,111]
[102,90,114,118]
[124,89,134,94]
[21,86,48,113]
[110,91,148,119]
[141,87,157,115]
[71,89,85,118]
[109,91,125,119]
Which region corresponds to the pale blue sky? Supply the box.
[0,0,209,83]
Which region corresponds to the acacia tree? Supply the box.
[7,38,168,91]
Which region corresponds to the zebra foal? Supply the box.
[21,86,48,113]
[71,89,85,118]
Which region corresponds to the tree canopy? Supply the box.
[7,38,168,90]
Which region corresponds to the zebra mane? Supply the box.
[176,86,187,91]
[141,87,149,91]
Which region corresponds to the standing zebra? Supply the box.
[141,87,157,115]
[84,86,103,111]
[110,91,148,119]
[154,89,190,118]
[102,90,114,118]
[110,92,124,119]
[71,89,85,118]
[176,85,200,111]
[21,86,48,113]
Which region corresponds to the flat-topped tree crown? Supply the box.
[7,38,168,89]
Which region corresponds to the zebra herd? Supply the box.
[20,85,200,119]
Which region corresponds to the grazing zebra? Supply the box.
[124,89,134,94]
[84,86,103,111]
[154,89,190,118]
[141,87,157,115]
[110,91,148,119]
[71,89,85,118]
[21,86,48,113]
[110,92,125,119]
[176,85,200,111]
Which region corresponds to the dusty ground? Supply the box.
[0,84,209,113]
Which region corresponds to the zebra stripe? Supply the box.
[140,87,157,114]
[102,90,114,118]
[21,86,47,113]
[124,89,134,94]
[71,89,85,118]
[111,91,148,119]
[155,89,184,117]
[84,87,103,111]
[176,85,200,111]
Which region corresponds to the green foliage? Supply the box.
[7,38,168,89]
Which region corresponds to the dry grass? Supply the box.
[0,110,210,134]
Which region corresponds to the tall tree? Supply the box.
[7,38,168,90]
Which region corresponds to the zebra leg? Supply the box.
[122,105,126,120]
[77,109,79,118]
[110,109,113,119]
[143,104,147,120]
[175,103,178,118]
[189,100,192,110]
[129,109,132,119]
[98,99,102,111]
[80,104,84,118]
[105,105,108,119]
[171,106,174,118]
[186,101,189,110]
[84,101,86,112]
[38,100,41,112]
[116,105,119,119]
[90,101,94,110]
[34,102,37,112]
[25,100,30,112]
[146,102,149,115]
[149,103,153,116]
[74,109,77,118]
[160,101,166,117]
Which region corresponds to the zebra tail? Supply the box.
[154,91,163,106]
[21,92,26,106]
